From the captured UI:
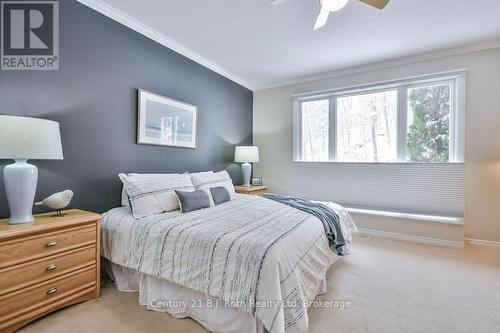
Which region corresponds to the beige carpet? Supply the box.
[19,236,500,333]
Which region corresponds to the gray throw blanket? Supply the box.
[263,193,347,256]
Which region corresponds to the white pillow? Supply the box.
[190,170,235,206]
[121,186,130,207]
[189,170,213,180]
[121,171,213,207]
[119,173,195,219]
[121,173,140,207]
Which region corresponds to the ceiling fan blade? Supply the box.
[313,8,329,30]
[358,0,390,9]
[270,0,291,5]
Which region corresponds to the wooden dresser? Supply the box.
[0,209,101,332]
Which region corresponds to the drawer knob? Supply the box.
[46,264,57,271]
[46,241,57,247]
[46,287,58,295]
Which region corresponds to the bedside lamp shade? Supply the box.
[0,115,63,225]
[234,146,259,187]
[0,115,63,160]
[234,146,259,163]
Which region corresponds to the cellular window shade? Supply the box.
[287,163,464,216]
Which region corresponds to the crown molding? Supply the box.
[254,40,500,91]
[76,0,255,90]
[75,0,500,93]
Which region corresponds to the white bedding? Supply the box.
[105,260,269,333]
[104,258,339,333]
[101,194,356,333]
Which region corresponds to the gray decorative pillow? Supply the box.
[175,190,211,213]
[190,170,235,206]
[210,186,231,206]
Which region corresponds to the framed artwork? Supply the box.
[251,177,263,186]
[137,89,197,149]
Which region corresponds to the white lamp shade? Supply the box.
[234,146,259,163]
[0,115,63,160]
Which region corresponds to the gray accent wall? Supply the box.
[0,0,253,217]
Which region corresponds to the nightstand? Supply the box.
[0,209,101,332]
[235,185,268,196]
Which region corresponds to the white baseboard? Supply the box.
[356,228,464,249]
[465,238,500,248]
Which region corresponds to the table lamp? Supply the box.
[0,115,63,224]
[234,146,259,187]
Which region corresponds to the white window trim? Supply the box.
[292,69,466,163]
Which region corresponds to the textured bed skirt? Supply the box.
[103,258,337,333]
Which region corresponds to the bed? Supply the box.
[101,193,356,333]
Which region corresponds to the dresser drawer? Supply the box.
[0,266,96,322]
[0,225,96,269]
[0,245,96,296]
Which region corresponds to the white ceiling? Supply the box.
[82,0,500,90]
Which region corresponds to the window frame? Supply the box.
[292,70,466,163]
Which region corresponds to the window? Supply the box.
[301,99,329,162]
[336,90,397,162]
[293,71,465,163]
[406,83,451,162]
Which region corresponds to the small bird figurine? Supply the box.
[35,190,74,216]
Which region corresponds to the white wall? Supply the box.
[254,47,500,242]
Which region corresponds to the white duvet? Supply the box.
[101,194,356,333]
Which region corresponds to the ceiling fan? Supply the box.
[270,0,390,30]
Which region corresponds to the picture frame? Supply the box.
[251,177,263,186]
[137,89,197,149]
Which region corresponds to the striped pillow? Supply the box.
[121,171,214,207]
[190,170,235,206]
[121,173,140,207]
[119,173,195,219]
